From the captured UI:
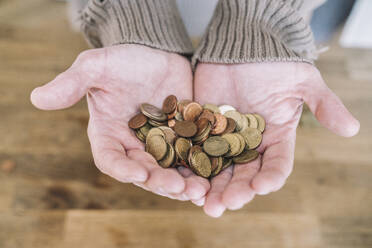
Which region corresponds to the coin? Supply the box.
[245,114,258,129]
[178,100,192,114]
[195,118,210,136]
[203,103,220,113]
[199,109,216,125]
[158,143,176,168]
[192,122,212,145]
[222,157,233,170]
[168,119,176,128]
[148,119,167,127]
[175,112,184,121]
[128,113,148,129]
[222,133,241,157]
[135,129,146,142]
[190,151,212,178]
[167,108,178,120]
[254,114,266,133]
[239,127,262,149]
[234,133,246,156]
[146,127,165,145]
[138,123,152,138]
[175,137,192,162]
[211,113,227,135]
[146,135,167,161]
[203,136,230,156]
[211,156,223,177]
[223,117,237,134]
[174,120,198,138]
[140,103,167,122]
[188,145,203,165]
[233,149,259,164]
[183,102,203,121]
[224,110,247,131]
[162,95,178,114]
[159,126,177,145]
[219,105,236,115]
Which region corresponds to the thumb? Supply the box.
[302,72,360,137]
[30,50,102,110]
[31,68,89,110]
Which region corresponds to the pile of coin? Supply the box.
[128,95,265,178]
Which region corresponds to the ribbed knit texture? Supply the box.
[80,0,193,54]
[192,0,318,67]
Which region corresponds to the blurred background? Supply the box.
[0,0,371,247]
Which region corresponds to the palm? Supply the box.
[194,62,359,217]
[31,44,209,201]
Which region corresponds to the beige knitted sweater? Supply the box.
[77,0,323,65]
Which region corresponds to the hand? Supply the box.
[31,44,209,202]
[194,62,360,217]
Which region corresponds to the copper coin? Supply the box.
[199,109,216,125]
[174,120,198,138]
[162,95,178,114]
[222,118,237,134]
[168,119,177,128]
[178,100,192,114]
[211,113,227,135]
[128,113,148,129]
[167,108,177,120]
[195,118,210,136]
[183,102,203,121]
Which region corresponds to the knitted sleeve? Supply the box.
[192,0,320,66]
[80,0,193,55]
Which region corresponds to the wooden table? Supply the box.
[0,0,371,247]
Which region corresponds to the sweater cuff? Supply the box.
[192,0,317,67]
[80,0,193,55]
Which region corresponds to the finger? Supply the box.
[88,123,148,183]
[178,167,210,200]
[192,197,205,207]
[251,139,295,195]
[222,157,261,210]
[302,72,360,137]
[203,167,233,218]
[128,150,186,195]
[31,50,103,110]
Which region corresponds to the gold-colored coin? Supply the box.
[190,151,212,178]
[221,133,241,157]
[224,110,247,131]
[135,129,146,142]
[211,156,223,177]
[233,149,259,164]
[239,127,262,149]
[158,126,177,145]
[175,137,192,162]
[203,103,220,113]
[234,133,246,156]
[245,114,258,129]
[158,143,176,168]
[140,103,167,122]
[254,114,266,133]
[203,136,230,157]
[146,127,165,143]
[222,157,233,170]
[146,135,167,161]
[139,123,152,137]
[148,119,167,127]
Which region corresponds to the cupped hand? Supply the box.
[194,62,360,217]
[31,44,209,202]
